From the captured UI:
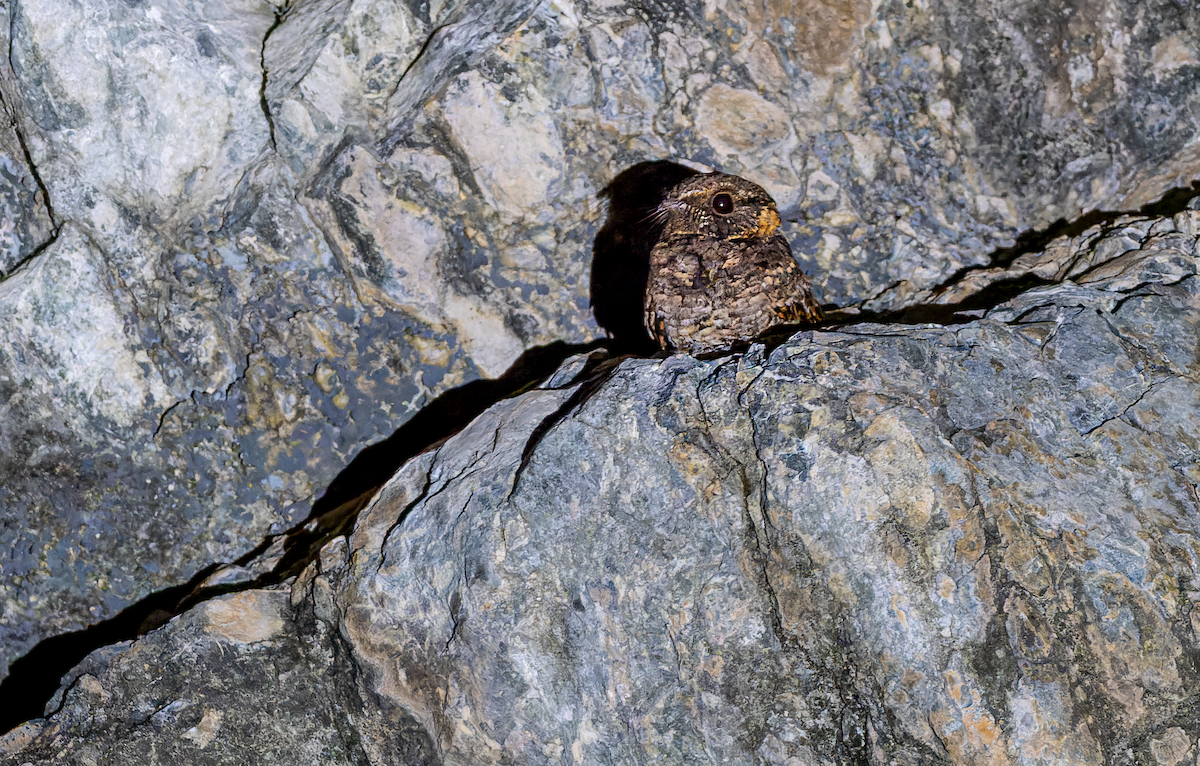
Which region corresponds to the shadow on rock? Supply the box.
[283,339,609,570]
[590,159,699,354]
[4,155,712,728]
[0,337,607,735]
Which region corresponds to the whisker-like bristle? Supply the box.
[637,207,668,226]
[638,201,676,231]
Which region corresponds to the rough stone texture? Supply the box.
[0,123,53,279]
[330,211,1200,764]
[0,587,404,765]
[0,1,56,280]
[0,0,486,677]
[2,0,1200,691]
[9,211,1200,763]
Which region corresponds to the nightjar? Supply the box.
[643,172,823,355]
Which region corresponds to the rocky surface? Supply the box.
[0,124,53,279]
[2,0,1200,714]
[8,209,1200,764]
[1,587,398,765]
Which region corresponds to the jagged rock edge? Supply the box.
[836,179,1200,325]
[2,203,1195,736]
[379,0,541,151]
[0,338,604,734]
[0,221,58,283]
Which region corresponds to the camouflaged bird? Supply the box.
[643,172,823,355]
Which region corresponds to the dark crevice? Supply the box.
[314,339,605,518]
[390,21,454,103]
[377,461,444,570]
[929,179,1200,286]
[593,165,1200,350]
[6,6,13,72]
[1080,378,1169,436]
[739,463,787,650]
[0,222,59,283]
[0,62,62,282]
[835,272,1058,328]
[152,397,188,439]
[1108,283,1170,317]
[259,2,291,152]
[756,180,1200,338]
[0,338,606,736]
[0,91,57,228]
[0,563,222,734]
[217,338,605,584]
[376,19,455,156]
[217,339,608,584]
[379,0,540,153]
[444,590,464,651]
[509,350,629,496]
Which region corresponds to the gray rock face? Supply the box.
[2,587,416,765]
[2,0,1200,710]
[8,211,1200,763]
[0,132,53,279]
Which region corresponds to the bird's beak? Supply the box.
[754,208,781,238]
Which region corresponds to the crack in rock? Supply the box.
[0,81,59,282]
[0,337,604,734]
[258,2,292,152]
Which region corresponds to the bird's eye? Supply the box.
[711,193,734,215]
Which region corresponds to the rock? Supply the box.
[2,0,1200,697]
[0,122,54,279]
[0,585,435,765]
[9,210,1200,763]
[860,203,1200,313]
[0,160,465,680]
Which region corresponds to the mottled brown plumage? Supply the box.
[643,172,822,355]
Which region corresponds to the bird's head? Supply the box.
[654,172,782,242]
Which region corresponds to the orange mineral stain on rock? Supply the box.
[935,670,1009,764]
[695,84,791,157]
[959,704,1005,758]
[727,0,873,75]
[890,592,911,630]
[202,590,287,644]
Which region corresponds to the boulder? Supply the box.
[7,209,1200,763]
[2,0,1199,725]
